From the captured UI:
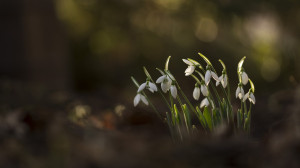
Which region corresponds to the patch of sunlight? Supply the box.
[244,14,280,45]
[261,56,281,82]
[195,17,218,42]
[55,0,93,37]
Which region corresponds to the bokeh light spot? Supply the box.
[195,18,218,42]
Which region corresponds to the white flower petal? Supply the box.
[200,98,209,108]
[137,83,146,92]
[211,71,219,81]
[149,82,157,92]
[182,59,193,66]
[134,94,141,106]
[216,75,222,86]
[205,70,211,85]
[238,87,244,99]
[201,84,209,96]
[241,72,249,85]
[193,87,200,100]
[185,66,195,76]
[235,86,240,98]
[170,85,177,99]
[156,75,165,83]
[140,95,149,105]
[148,88,154,93]
[161,80,171,93]
[243,92,249,102]
[222,75,228,88]
[250,93,256,104]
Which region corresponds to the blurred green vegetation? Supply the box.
[54,0,300,94]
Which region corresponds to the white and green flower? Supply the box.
[243,91,256,104]
[138,81,158,93]
[200,98,209,108]
[235,84,244,99]
[193,85,201,100]
[241,71,249,85]
[134,93,148,106]
[183,59,196,76]
[201,83,209,97]
[156,74,172,93]
[205,69,219,86]
[170,84,177,99]
[216,73,228,88]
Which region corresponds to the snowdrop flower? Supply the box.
[134,93,148,106]
[241,71,249,85]
[216,73,228,88]
[243,91,256,104]
[205,69,219,86]
[170,84,177,99]
[138,80,158,93]
[156,74,172,93]
[235,84,244,100]
[200,98,210,108]
[201,83,209,97]
[182,59,196,76]
[193,84,201,100]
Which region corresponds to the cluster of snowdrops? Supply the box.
[132,53,255,140]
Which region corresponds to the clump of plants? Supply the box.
[132,53,255,141]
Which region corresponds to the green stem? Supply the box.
[142,92,162,120]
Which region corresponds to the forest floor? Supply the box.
[1,79,300,168]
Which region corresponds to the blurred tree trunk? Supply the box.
[0,0,70,89]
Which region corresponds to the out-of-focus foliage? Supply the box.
[54,0,300,93]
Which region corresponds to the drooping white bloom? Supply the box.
[134,93,148,106]
[200,98,210,108]
[201,84,209,96]
[170,85,177,99]
[205,70,219,85]
[138,81,158,93]
[235,85,244,99]
[193,86,200,100]
[243,91,256,104]
[156,75,172,93]
[241,71,249,85]
[183,59,195,76]
[216,74,228,88]
[249,92,256,104]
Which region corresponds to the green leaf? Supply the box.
[187,58,203,69]
[156,68,165,76]
[164,70,175,81]
[198,52,212,66]
[203,106,212,131]
[131,76,139,88]
[237,109,242,129]
[143,66,152,80]
[165,56,171,70]
[174,104,180,124]
[191,74,201,84]
[196,106,207,128]
[245,110,251,132]
[166,112,176,140]
[249,79,255,93]
[219,59,227,70]
[182,104,191,130]
[237,56,246,73]
[195,70,205,80]
[212,109,221,126]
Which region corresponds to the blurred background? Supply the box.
[1,0,300,167]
